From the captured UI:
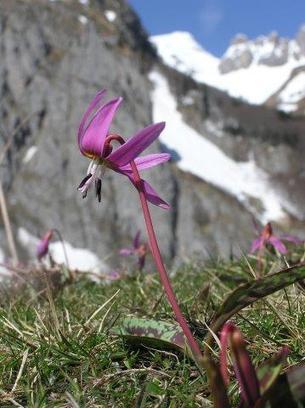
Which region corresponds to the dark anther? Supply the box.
[82,191,88,199]
[78,173,92,189]
[95,178,102,202]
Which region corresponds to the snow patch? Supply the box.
[181,95,195,106]
[278,71,305,111]
[105,10,117,22]
[149,71,287,223]
[23,146,38,164]
[78,0,89,5]
[18,228,107,274]
[78,15,88,25]
[151,32,219,84]
[278,103,298,113]
[0,248,10,277]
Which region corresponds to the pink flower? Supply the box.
[77,90,171,209]
[36,230,53,260]
[220,322,260,407]
[220,322,289,407]
[250,222,302,254]
[119,231,149,270]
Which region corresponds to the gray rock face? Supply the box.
[257,34,289,67]
[219,35,253,74]
[163,65,305,224]
[219,31,295,74]
[0,0,175,263]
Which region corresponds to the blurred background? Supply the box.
[1,0,305,272]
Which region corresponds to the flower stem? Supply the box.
[130,161,203,366]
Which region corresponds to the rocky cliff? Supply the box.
[0,0,304,269]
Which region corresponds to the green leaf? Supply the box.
[257,347,289,395]
[210,263,305,338]
[256,362,305,407]
[146,381,164,396]
[113,317,190,356]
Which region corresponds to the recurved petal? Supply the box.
[79,97,123,157]
[250,237,264,253]
[119,153,171,172]
[141,179,170,210]
[119,248,134,256]
[280,234,303,245]
[37,230,53,260]
[107,122,166,167]
[113,168,170,210]
[268,236,287,254]
[78,90,106,146]
[133,231,141,249]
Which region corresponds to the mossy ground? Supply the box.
[0,251,304,407]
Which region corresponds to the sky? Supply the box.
[128,0,305,56]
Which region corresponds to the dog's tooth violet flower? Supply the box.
[77,90,171,208]
[37,229,53,260]
[250,222,302,254]
[77,90,203,367]
[120,231,149,270]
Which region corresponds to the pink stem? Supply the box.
[130,161,203,364]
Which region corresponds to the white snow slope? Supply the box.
[18,228,108,275]
[149,71,288,223]
[151,32,305,106]
[277,71,305,112]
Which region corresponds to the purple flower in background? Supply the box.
[120,231,149,270]
[77,90,171,209]
[250,222,302,254]
[107,270,121,281]
[37,229,53,260]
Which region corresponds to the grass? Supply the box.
[0,251,304,407]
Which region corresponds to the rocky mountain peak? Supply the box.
[219,29,305,74]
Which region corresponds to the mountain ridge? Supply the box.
[151,27,305,112]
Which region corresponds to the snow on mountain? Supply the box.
[149,70,288,223]
[150,32,219,83]
[277,71,305,112]
[151,31,305,107]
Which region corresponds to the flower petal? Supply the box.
[78,90,106,147]
[250,237,264,253]
[220,322,261,406]
[141,179,170,209]
[133,231,141,249]
[107,122,165,167]
[280,234,303,245]
[79,97,123,158]
[37,230,53,260]
[230,330,261,406]
[119,153,171,172]
[268,236,287,254]
[119,248,134,256]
